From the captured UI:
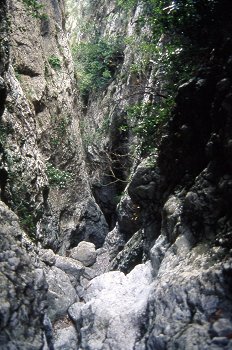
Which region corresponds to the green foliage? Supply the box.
[125,35,157,74]
[116,0,138,11]
[50,115,70,147]
[48,55,61,70]
[18,202,37,234]
[115,0,225,159]
[22,0,47,19]
[127,97,174,154]
[99,115,111,135]
[76,0,231,160]
[118,0,229,93]
[121,0,229,49]
[72,38,124,97]
[114,192,124,205]
[6,166,39,236]
[3,152,44,238]
[14,70,22,82]
[150,0,226,46]
[46,163,72,189]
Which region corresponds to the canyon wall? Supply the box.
[0,0,232,349]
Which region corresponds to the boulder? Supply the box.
[69,241,96,267]
[39,249,56,266]
[54,325,78,350]
[55,255,84,279]
[45,266,77,321]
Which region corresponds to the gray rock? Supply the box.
[110,230,144,273]
[216,78,230,92]
[80,275,91,289]
[45,266,77,321]
[161,195,182,242]
[69,241,96,267]
[128,164,161,206]
[77,262,153,350]
[54,325,78,350]
[103,225,125,260]
[0,201,47,349]
[80,267,97,289]
[117,194,142,236]
[75,285,85,300]
[69,199,109,249]
[212,337,229,346]
[82,267,97,280]
[43,314,54,350]
[91,248,111,275]
[212,318,232,337]
[68,301,84,323]
[150,234,169,276]
[2,1,232,350]
[39,249,56,266]
[136,245,232,349]
[55,255,84,279]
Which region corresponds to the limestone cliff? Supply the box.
[1,0,232,349]
[1,0,108,254]
[1,0,107,347]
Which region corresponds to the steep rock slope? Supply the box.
[2,1,107,253]
[67,0,161,230]
[74,57,232,350]
[1,0,108,255]
[66,1,232,349]
[0,0,108,348]
[0,192,47,348]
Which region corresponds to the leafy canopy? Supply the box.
[72,37,124,97]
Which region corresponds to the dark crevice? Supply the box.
[16,65,41,77]
[0,168,8,204]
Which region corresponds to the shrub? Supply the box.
[127,97,174,154]
[118,0,230,93]
[72,37,124,97]
[7,176,39,236]
[18,203,37,234]
[114,0,221,159]
[46,163,72,189]
[48,55,61,70]
[116,0,138,11]
[22,0,47,19]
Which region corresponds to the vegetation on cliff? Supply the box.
[117,0,232,153]
[22,0,47,19]
[72,0,231,156]
[72,37,124,98]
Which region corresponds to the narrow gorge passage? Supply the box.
[1,1,232,349]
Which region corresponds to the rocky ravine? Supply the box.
[1,0,232,350]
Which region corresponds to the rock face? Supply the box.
[69,199,108,249]
[141,243,232,350]
[0,201,47,349]
[74,262,153,350]
[0,4,48,347]
[67,0,157,229]
[1,0,232,349]
[1,0,108,255]
[0,0,108,348]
